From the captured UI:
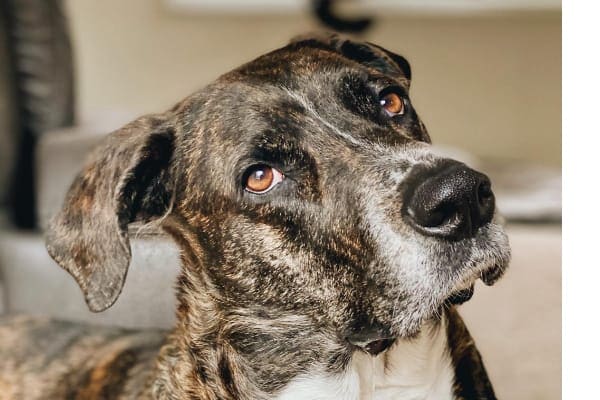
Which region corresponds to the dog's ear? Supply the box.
[291,32,412,82]
[45,114,177,312]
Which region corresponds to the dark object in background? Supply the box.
[0,0,75,229]
[0,4,18,227]
[313,0,372,33]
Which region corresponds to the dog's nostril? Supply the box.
[425,202,459,228]
[478,180,493,204]
[409,201,458,229]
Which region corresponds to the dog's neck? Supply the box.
[370,318,454,400]
[150,225,493,399]
[275,318,454,400]
[150,266,456,399]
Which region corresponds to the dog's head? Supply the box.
[47,33,510,347]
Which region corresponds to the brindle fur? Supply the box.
[0,33,509,399]
[0,315,163,399]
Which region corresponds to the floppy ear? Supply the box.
[291,32,412,83]
[45,114,177,312]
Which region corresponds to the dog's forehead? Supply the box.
[223,41,408,90]
[189,40,414,138]
[200,46,407,131]
[176,40,427,184]
[230,45,355,83]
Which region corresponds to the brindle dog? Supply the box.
[0,33,510,399]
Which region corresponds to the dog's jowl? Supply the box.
[0,33,510,400]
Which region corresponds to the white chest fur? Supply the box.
[275,318,455,400]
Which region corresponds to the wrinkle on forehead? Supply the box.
[283,88,367,147]
[281,86,423,153]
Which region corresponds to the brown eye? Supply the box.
[379,92,405,116]
[244,165,284,194]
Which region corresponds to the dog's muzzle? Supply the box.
[403,160,495,241]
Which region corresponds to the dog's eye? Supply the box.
[379,91,405,116]
[244,165,284,194]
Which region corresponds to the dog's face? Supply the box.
[47,34,510,351]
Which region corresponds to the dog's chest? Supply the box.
[275,322,455,400]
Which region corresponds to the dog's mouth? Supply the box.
[445,263,506,306]
[353,338,397,356]
[446,284,475,306]
[480,263,505,286]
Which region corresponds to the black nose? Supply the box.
[404,162,495,240]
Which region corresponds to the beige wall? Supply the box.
[65,0,561,166]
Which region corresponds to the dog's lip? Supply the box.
[460,261,507,290]
[349,337,397,356]
[446,284,475,306]
[480,263,505,286]
[446,262,506,305]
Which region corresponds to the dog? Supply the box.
[0,33,510,399]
